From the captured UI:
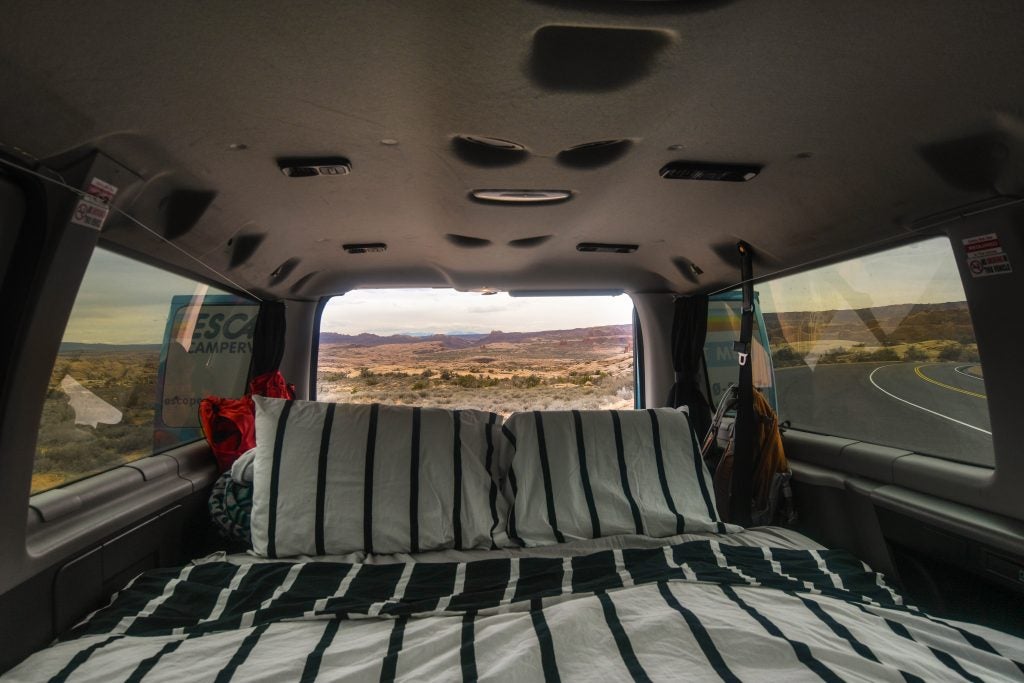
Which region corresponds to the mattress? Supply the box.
[5,527,1023,682]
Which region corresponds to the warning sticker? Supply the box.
[963,232,1012,278]
[70,177,119,231]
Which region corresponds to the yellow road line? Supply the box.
[914,364,987,399]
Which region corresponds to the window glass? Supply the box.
[33,248,256,494]
[750,237,991,466]
[317,290,634,415]
[705,292,777,412]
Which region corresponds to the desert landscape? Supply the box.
[31,302,979,495]
[762,302,981,368]
[316,325,635,415]
[33,346,160,493]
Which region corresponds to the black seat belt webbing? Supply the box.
[730,241,755,527]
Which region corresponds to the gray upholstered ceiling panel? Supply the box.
[2,2,1022,298]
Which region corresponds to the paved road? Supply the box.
[774,361,993,467]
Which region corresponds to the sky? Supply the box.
[320,290,635,335]
[61,249,231,345]
[756,237,968,313]
[61,238,968,343]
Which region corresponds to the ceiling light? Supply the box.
[471,189,572,204]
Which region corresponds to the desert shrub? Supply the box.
[864,347,900,362]
[818,347,848,364]
[510,374,541,389]
[938,344,963,361]
[771,345,802,367]
[452,373,500,389]
[439,369,454,381]
[411,380,428,391]
[358,367,374,378]
[420,369,434,378]
[318,371,348,382]
[903,345,928,361]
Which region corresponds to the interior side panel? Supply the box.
[0,482,218,673]
[785,430,1024,635]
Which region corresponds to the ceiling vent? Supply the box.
[445,234,492,248]
[557,139,633,169]
[660,161,760,182]
[452,135,528,167]
[342,243,386,254]
[278,157,352,177]
[576,242,638,253]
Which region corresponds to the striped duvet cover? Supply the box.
[5,536,1023,682]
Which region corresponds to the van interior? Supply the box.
[2,3,1024,681]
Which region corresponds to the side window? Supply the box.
[754,237,992,467]
[316,289,634,415]
[33,248,257,494]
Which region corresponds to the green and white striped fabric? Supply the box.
[8,539,1024,682]
[250,397,507,558]
[503,408,739,546]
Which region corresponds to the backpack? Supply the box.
[700,385,796,527]
[198,370,296,472]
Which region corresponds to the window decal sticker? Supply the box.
[963,232,1011,278]
[69,177,118,230]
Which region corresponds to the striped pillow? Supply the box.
[250,397,507,557]
[502,408,735,546]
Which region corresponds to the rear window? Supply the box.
[317,290,634,415]
[33,248,257,494]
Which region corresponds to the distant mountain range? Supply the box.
[762,301,975,345]
[60,342,162,352]
[320,324,632,349]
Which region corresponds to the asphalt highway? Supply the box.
[774,361,993,467]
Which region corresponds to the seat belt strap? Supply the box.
[730,241,755,526]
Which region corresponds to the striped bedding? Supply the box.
[251,398,506,557]
[6,534,1024,682]
[502,408,738,546]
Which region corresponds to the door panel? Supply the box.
[785,428,1024,635]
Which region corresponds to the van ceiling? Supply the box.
[2,2,1024,300]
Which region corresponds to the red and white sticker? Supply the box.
[962,232,1012,278]
[70,177,119,230]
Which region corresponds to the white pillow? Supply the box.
[250,397,507,557]
[502,408,737,546]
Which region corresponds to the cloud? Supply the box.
[758,237,967,313]
[321,290,634,335]
[467,303,511,314]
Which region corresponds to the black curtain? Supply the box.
[249,300,287,379]
[668,295,713,439]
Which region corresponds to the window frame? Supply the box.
[312,289,638,413]
[741,233,994,468]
